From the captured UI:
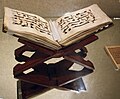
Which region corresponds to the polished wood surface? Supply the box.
[13,34,98,99]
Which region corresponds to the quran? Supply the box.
[105,46,120,70]
[3,4,113,50]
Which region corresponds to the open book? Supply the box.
[3,4,113,50]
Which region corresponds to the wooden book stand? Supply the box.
[14,35,98,99]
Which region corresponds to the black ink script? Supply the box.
[58,9,96,34]
[11,10,50,35]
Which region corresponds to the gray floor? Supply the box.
[0,18,120,99]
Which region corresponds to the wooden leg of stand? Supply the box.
[14,51,50,76]
[17,80,52,99]
[15,59,93,87]
[55,67,93,86]
[15,65,57,87]
[61,78,86,92]
[64,54,94,70]
[15,60,73,87]
[17,77,86,99]
[15,45,35,62]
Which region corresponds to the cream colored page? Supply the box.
[4,7,54,41]
[55,4,112,41]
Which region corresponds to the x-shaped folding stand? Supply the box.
[13,35,98,99]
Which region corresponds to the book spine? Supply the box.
[49,20,61,41]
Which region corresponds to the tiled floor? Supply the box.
[0,18,120,99]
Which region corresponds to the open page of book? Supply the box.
[55,4,113,46]
[3,7,61,50]
[105,46,120,70]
